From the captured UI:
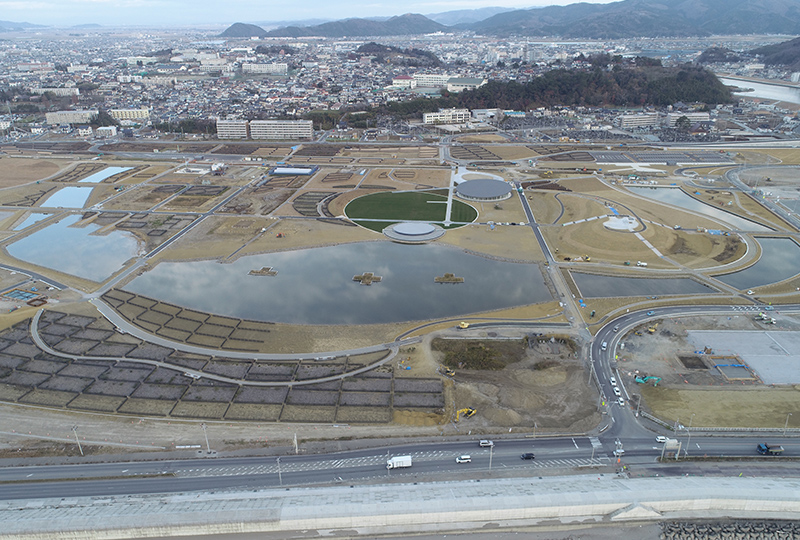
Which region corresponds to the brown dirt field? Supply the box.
[433,336,599,431]
[686,188,794,232]
[641,387,800,429]
[441,223,545,262]
[238,218,379,256]
[466,196,527,223]
[0,157,74,187]
[456,135,506,143]
[100,186,178,211]
[486,146,539,161]
[150,216,274,262]
[525,192,565,225]
[327,190,364,216]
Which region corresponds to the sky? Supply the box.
[0,0,617,28]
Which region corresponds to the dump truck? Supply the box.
[757,443,784,456]
[387,455,413,469]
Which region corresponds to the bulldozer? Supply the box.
[456,407,476,421]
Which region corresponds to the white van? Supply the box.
[636,261,648,267]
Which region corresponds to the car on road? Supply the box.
[646,311,655,316]
[655,436,667,443]
[609,376,616,386]
[479,440,494,447]
[765,306,775,311]
[613,449,625,457]
[520,453,535,460]
[455,455,471,463]
[617,397,625,406]
[613,386,621,396]
[613,325,619,332]
[747,290,754,295]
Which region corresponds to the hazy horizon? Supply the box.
[0,0,617,28]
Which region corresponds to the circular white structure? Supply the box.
[394,222,436,236]
[455,178,513,202]
[383,222,445,243]
[604,216,639,231]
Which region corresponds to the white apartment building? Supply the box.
[109,109,151,121]
[45,110,98,125]
[0,120,12,130]
[216,119,249,139]
[249,120,313,140]
[423,108,471,125]
[413,73,452,88]
[446,78,486,93]
[96,126,117,138]
[31,87,80,97]
[618,113,660,129]
[391,75,416,89]
[243,63,289,75]
[666,112,711,127]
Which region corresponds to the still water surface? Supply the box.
[125,242,551,324]
[718,77,800,105]
[12,213,50,231]
[7,215,141,282]
[78,166,132,183]
[572,272,715,298]
[715,237,800,290]
[627,187,771,232]
[39,187,93,208]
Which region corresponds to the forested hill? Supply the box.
[385,65,732,117]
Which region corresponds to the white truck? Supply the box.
[386,455,412,469]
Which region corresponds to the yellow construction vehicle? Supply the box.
[648,322,659,334]
[444,367,456,377]
[458,321,470,329]
[456,407,476,421]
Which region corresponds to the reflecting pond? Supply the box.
[714,237,800,290]
[627,187,772,232]
[718,77,800,105]
[78,166,132,183]
[39,187,93,208]
[12,212,50,231]
[125,242,552,324]
[571,271,715,298]
[7,214,142,282]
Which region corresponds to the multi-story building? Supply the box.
[618,113,660,129]
[423,108,471,124]
[96,126,117,138]
[216,119,249,139]
[413,73,453,88]
[45,110,98,125]
[31,87,80,97]
[446,78,486,93]
[666,112,711,127]
[109,108,151,121]
[242,63,289,75]
[249,120,313,140]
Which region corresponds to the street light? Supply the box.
[72,425,83,457]
[200,423,211,454]
[785,413,793,436]
[277,456,282,486]
[685,413,695,457]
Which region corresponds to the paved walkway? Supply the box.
[3,474,800,538]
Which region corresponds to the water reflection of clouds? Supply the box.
[7,215,140,282]
[126,242,551,324]
[573,272,713,298]
[717,238,800,289]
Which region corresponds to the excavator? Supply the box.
[635,375,661,386]
[647,322,659,334]
[456,407,476,421]
[444,367,456,377]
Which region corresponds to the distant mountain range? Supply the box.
[263,14,448,38]
[220,0,800,39]
[468,0,800,38]
[0,20,44,32]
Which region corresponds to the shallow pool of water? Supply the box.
[125,242,552,324]
[571,271,715,298]
[627,187,772,232]
[78,166,132,183]
[7,214,142,282]
[39,187,93,208]
[12,212,50,231]
[714,237,800,289]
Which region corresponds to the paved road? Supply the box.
[1,434,796,500]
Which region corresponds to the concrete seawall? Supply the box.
[3,474,800,539]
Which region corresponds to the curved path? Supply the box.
[30,310,403,388]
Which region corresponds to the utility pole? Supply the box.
[72,425,83,456]
[201,423,210,454]
[685,413,695,457]
[293,432,298,454]
[489,444,493,470]
[277,456,282,486]
[785,413,793,436]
